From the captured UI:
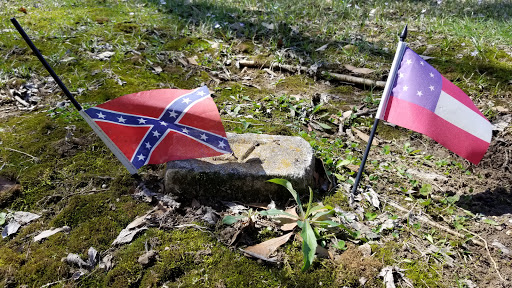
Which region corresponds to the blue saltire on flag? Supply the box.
[85,86,232,169]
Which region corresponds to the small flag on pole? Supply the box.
[82,86,232,172]
[377,47,492,164]
[10,18,232,175]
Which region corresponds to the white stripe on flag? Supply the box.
[434,91,492,143]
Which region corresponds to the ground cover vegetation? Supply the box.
[0,0,511,287]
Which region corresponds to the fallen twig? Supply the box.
[4,147,39,162]
[14,95,29,107]
[322,71,386,88]
[385,199,485,247]
[462,228,505,282]
[237,60,386,88]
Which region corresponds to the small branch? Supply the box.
[14,95,29,107]
[322,72,386,88]
[237,60,385,88]
[4,147,40,162]
[385,199,484,247]
[462,228,506,282]
[40,279,66,288]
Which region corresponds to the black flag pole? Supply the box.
[10,18,83,111]
[11,17,139,175]
[350,25,408,196]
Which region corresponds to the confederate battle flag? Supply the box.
[84,86,232,172]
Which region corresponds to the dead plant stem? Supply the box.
[461,228,505,282]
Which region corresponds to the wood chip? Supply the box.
[263,68,277,77]
[352,128,380,145]
[187,56,198,65]
[345,64,375,75]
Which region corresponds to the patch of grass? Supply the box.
[275,75,315,94]
[103,228,283,287]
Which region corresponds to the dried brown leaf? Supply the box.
[277,207,299,231]
[242,232,293,258]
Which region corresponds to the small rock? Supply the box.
[138,250,157,267]
[33,226,71,242]
[2,222,21,238]
[358,243,372,257]
[492,241,510,255]
[202,207,219,225]
[94,51,115,61]
[65,253,90,269]
[99,254,114,271]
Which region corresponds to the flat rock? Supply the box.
[165,133,315,203]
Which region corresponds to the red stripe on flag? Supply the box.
[441,76,484,117]
[97,89,193,118]
[384,96,489,164]
[96,121,150,160]
[178,97,228,136]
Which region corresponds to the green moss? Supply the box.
[275,75,315,94]
[376,123,409,140]
[106,228,282,287]
[402,260,444,287]
[114,22,141,33]
[374,241,401,265]
[235,42,256,54]
[163,38,211,52]
[323,189,349,209]
[328,85,355,95]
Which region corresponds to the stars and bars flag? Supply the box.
[376,47,493,164]
[81,86,232,173]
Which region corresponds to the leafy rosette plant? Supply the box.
[260,178,354,271]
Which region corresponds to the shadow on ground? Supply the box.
[459,186,512,216]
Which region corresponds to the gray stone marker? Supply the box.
[165,133,315,203]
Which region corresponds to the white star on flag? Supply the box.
[137,154,146,161]
[182,128,189,134]
[398,72,404,78]
[145,142,151,149]
[97,112,106,119]
[406,59,412,65]
[200,134,208,141]
[182,98,191,104]
[138,118,147,124]
[117,116,126,123]
[403,85,408,91]
[197,90,206,96]
[160,121,168,126]
[153,130,161,137]
[429,85,435,91]
[169,110,178,118]
[218,141,226,148]
[417,91,423,97]
[430,72,434,78]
